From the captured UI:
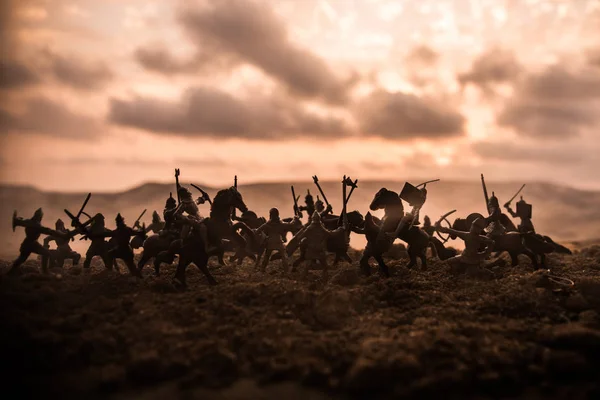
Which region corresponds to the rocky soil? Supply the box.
[1,248,600,399]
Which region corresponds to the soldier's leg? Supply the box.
[199,224,210,253]
[261,249,273,272]
[31,242,52,273]
[121,248,142,277]
[320,256,329,282]
[8,244,32,275]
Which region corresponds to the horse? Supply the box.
[202,187,257,265]
[360,188,440,277]
[229,211,267,265]
[451,213,538,268]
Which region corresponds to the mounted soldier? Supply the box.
[505,196,534,233]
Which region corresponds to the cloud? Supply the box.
[0,96,102,138]
[48,52,114,91]
[353,90,465,140]
[134,45,204,75]
[497,65,600,138]
[177,0,355,105]
[108,86,352,140]
[0,60,39,90]
[405,45,438,66]
[458,48,522,89]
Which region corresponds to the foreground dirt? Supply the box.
[2,248,600,399]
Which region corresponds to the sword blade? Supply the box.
[76,193,92,218]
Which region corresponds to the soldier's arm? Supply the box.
[436,224,468,240]
[505,206,518,218]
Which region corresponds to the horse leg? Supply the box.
[333,253,341,266]
[343,252,352,263]
[405,246,417,269]
[374,254,389,278]
[509,252,519,267]
[137,251,152,272]
[194,254,218,286]
[419,249,428,270]
[540,253,547,269]
[172,257,190,289]
[523,248,539,269]
[359,248,372,276]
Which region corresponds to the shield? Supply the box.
[286,227,306,256]
[399,182,426,207]
[516,201,532,219]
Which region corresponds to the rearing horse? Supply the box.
[360,188,435,277]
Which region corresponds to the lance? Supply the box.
[312,175,330,208]
[481,174,490,214]
[232,175,238,219]
[175,168,181,205]
[416,179,440,188]
[504,184,526,207]
[134,209,147,225]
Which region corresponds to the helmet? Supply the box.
[32,208,43,221]
[55,218,65,230]
[115,213,125,225]
[269,208,279,219]
[423,215,431,225]
[152,210,160,223]
[315,196,324,211]
[165,193,177,209]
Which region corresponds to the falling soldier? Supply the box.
[435,217,504,278]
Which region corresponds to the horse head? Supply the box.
[346,210,365,229]
[369,188,401,211]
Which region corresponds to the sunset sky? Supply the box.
[1,0,600,192]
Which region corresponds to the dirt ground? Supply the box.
[1,247,600,400]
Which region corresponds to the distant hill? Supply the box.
[1,180,599,258]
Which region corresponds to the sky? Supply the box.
[1,0,600,192]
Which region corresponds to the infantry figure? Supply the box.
[290,211,346,282]
[43,218,81,268]
[8,208,72,274]
[254,208,300,272]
